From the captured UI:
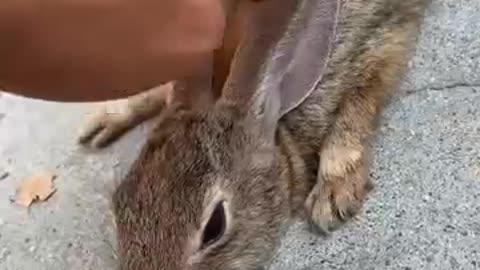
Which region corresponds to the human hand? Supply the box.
[0,0,226,102]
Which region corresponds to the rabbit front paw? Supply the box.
[78,101,139,148]
[78,86,169,148]
[305,145,373,235]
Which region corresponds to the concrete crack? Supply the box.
[404,81,480,96]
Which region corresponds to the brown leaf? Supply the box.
[15,172,57,207]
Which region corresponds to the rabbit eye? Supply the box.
[201,201,226,249]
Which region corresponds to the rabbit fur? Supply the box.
[79,0,430,269]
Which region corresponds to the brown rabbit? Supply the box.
[79,0,429,269]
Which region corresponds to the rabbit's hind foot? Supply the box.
[304,144,373,235]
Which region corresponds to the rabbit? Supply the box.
[79,0,430,269]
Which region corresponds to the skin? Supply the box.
[0,0,226,102]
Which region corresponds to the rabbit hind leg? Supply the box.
[305,22,419,235]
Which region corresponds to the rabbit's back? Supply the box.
[277,0,430,208]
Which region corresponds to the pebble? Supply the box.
[0,248,11,260]
[0,170,8,180]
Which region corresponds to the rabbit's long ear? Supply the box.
[220,0,340,138]
[219,0,298,138]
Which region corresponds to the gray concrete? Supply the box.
[0,0,479,269]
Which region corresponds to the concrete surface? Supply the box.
[0,0,479,269]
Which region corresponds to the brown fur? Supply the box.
[79,0,430,269]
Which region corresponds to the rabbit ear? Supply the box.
[219,0,298,139]
[219,0,340,138]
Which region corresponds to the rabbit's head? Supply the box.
[112,2,305,267]
[113,84,288,270]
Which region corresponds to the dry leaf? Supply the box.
[15,172,57,207]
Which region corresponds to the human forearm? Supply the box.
[0,0,225,102]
